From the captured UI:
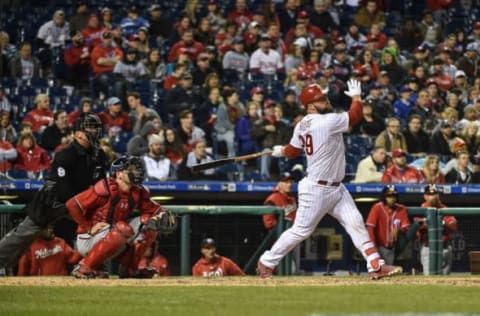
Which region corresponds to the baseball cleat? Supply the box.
[256,261,274,279]
[368,264,403,280]
[72,264,95,279]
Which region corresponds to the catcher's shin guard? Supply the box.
[118,229,157,271]
[82,221,133,269]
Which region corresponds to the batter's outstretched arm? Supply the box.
[348,98,363,127]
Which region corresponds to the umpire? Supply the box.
[0,114,107,276]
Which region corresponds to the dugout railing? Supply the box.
[1,205,480,275]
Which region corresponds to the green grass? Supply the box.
[0,284,479,316]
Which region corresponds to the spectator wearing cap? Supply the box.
[90,30,123,98]
[380,47,406,88]
[148,4,172,45]
[263,172,297,230]
[247,86,263,117]
[365,81,395,119]
[419,9,443,47]
[126,120,160,157]
[81,14,106,47]
[164,71,204,117]
[354,0,385,30]
[393,85,415,125]
[100,7,113,30]
[425,79,446,114]
[284,38,306,74]
[235,101,260,157]
[227,0,253,29]
[98,96,132,137]
[403,114,430,157]
[250,100,291,180]
[222,36,249,83]
[126,91,161,136]
[345,23,367,53]
[192,237,245,277]
[297,49,323,82]
[112,47,147,102]
[311,38,332,68]
[381,148,424,183]
[375,117,407,153]
[214,87,245,158]
[39,110,71,152]
[396,17,423,52]
[133,27,151,60]
[142,133,174,181]
[468,21,480,48]
[352,146,388,183]
[410,46,431,76]
[249,33,284,75]
[428,57,453,92]
[457,43,480,81]
[309,0,339,34]
[168,29,205,64]
[205,0,226,34]
[429,119,456,159]
[415,184,457,275]
[350,99,385,136]
[63,31,91,91]
[437,46,458,80]
[119,5,150,39]
[69,1,89,36]
[37,10,70,51]
[191,52,215,88]
[451,70,469,104]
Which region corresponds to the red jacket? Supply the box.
[13,145,51,172]
[415,201,457,246]
[22,108,54,133]
[381,165,424,184]
[18,237,82,276]
[192,254,245,277]
[98,111,132,132]
[64,42,92,66]
[82,26,107,47]
[66,177,162,234]
[263,189,297,231]
[168,41,204,63]
[90,44,123,75]
[366,201,410,249]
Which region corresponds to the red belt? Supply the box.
[317,180,340,186]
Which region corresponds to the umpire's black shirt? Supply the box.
[27,140,107,226]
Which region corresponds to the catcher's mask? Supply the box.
[111,156,146,186]
[74,113,102,146]
[381,185,398,203]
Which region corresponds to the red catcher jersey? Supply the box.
[18,237,81,276]
[192,255,245,277]
[366,202,411,248]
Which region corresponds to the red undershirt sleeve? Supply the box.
[348,100,363,127]
[284,144,302,159]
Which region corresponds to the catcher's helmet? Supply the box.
[74,113,102,145]
[381,185,398,202]
[299,84,326,106]
[110,156,146,185]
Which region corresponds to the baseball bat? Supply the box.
[190,150,273,172]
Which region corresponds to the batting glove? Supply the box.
[271,145,284,158]
[344,79,362,98]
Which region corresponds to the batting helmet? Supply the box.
[381,185,398,202]
[74,113,102,145]
[110,156,146,185]
[299,84,326,106]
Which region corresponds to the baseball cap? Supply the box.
[466,42,478,51]
[54,10,65,18]
[285,89,296,96]
[197,52,209,61]
[414,45,427,53]
[314,38,324,46]
[201,238,216,248]
[440,119,452,128]
[107,96,121,105]
[179,47,189,54]
[392,148,407,158]
[101,30,113,39]
[455,70,466,78]
[297,71,309,80]
[148,134,163,146]
[263,99,276,109]
[279,172,293,182]
[424,184,440,194]
[297,10,309,19]
[433,57,444,65]
[128,5,138,13]
[249,21,260,29]
[260,33,271,41]
[150,4,161,11]
[181,72,193,80]
[379,70,389,77]
[293,37,307,48]
[250,86,263,96]
[406,76,419,84]
[369,82,381,90]
[399,85,412,93]
[126,47,138,54]
[473,21,480,30]
[101,7,111,14]
[232,37,244,44]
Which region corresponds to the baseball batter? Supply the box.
[257,80,403,280]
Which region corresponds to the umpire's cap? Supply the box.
[201,238,216,249]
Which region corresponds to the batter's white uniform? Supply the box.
[259,111,382,272]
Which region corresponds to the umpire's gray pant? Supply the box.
[0,216,42,268]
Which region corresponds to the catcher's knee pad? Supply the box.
[113,221,134,239]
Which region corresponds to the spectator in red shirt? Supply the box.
[17,227,82,276]
[227,0,253,29]
[90,30,123,98]
[382,148,424,184]
[168,29,204,63]
[192,238,245,277]
[81,13,106,47]
[22,93,53,134]
[13,132,52,179]
[64,31,91,91]
[98,96,132,138]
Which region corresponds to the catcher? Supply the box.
[66,155,177,278]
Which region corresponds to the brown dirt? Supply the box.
[1,275,480,287]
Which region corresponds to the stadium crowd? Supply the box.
[1,0,480,183]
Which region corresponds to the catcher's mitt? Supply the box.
[146,210,179,235]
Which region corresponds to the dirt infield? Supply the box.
[1,275,480,287]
